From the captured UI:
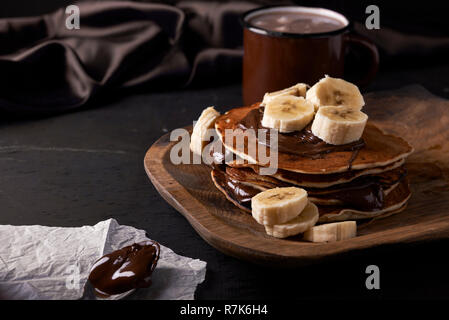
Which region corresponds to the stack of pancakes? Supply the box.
[210,102,413,223]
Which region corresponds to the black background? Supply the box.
[1,0,449,300]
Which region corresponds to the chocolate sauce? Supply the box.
[304,167,405,210]
[213,168,258,207]
[214,166,406,212]
[238,107,365,162]
[88,241,160,297]
[308,179,384,211]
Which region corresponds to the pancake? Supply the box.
[317,180,411,222]
[221,164,405,208]
[211,168,411,222]
[223,157,405,188]
[215,104,413,174]
[211,138,405,188]
[211,168,267,213]
[234,159,405,188]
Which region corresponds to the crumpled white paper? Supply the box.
[0,219,206,300]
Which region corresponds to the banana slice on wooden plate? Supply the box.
[262,83,308,105]
[311,105,368,145]
[190,106,220,156]
[306,75,365,110]
[251,187,308,225]
[264,201,319,239]
[261,95,315,133]
[303,221,357,242]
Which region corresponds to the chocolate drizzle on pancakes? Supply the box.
[212,165,407,213]
[239,106,365,166]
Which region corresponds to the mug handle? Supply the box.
[344,33,379,87]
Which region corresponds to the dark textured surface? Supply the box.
[1,63,449,299]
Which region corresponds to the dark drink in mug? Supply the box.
[242,6,379,105]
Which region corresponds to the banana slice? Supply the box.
[252,187,308,225]
[311,105,368,145]
[262,83,307,105]
[265,202,319,238]
[261,95,315,133]
[306,75,364,110]
[303,221,357,242]
[190,106,220,155]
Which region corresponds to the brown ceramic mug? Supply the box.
[242,6,379,105]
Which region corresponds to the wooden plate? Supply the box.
[144,86,449,267]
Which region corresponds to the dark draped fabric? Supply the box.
[0,1,258,114]
[1,0,449,115]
